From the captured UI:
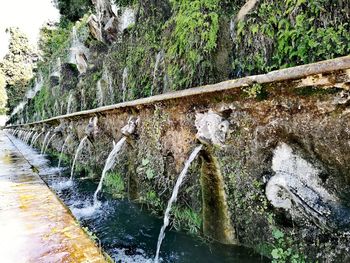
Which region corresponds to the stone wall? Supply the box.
[8,57,350,261]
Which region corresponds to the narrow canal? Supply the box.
[0,130,267,262]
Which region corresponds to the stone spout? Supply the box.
[85,116,98,143]
[195,110,229,147]
[121,117,140,137]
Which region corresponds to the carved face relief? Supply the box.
[195,110,229,146]
[85,117,99,139]
[121,117,139,136]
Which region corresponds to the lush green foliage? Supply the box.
[164,0,220,89]
[271,228,306,263]
[111,0,136,7]
[38,22,73,61]
[0,72,7,113]
[53,0,93,22]
[104,172,125,197]
[233,0,350,75]
[172,205,202,236]
[0,27,36,112]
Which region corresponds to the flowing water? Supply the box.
[122,67,128,102]
[58,135,70,169]
[151,51,164,96]
[25,131,34,144]
[154,145,203,262]
[41,131,51,154]
[70,136,88,181]
[94,137,126,206]
[96,79,104,107]
[32,132,43,146]
[67,93,74,114]
[44,134,56,154]
[5,130,267,263]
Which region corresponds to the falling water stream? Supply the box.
[5,130,267,263]
[122,67,128,102]
[94,137,126,206]
[67,93,74,114]
[154,145,203,262]
[44,134,56,154]
[151,51,164,96]
[58,135,70,169]
[31,132,42,146]
[70,136,88,181]
[41,131,51,154]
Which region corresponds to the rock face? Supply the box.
[87,14,103,41]
[266,143,350,230]
[60,63,79,91]
[10,61,350,262]
[90,0,135,43]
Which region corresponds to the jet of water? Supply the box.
[154,145,203,262]
[67,93,74,114]
[41,131,51,154]
[93,137,127,207]
[96,79,104,107]
[122,67,128,102]
[151,51,164,96]
[58,135,71,169]
[70,136,88,181]
[30,132,38,146]
[25,131,34,144]
[32,132,43,146]
[44,134,56,154]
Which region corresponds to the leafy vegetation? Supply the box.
[52,0,93,22]
[270,228,306,263]
[0,27,36,112]
[163,0,220,90]
[233,0,350,76]
[172,205,202,236]
[0,72,7,114]
[104,172,125,197]
[38,21,73,62]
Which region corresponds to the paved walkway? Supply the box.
[0,131,106,263]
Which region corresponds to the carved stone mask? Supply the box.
[195,110,229,146]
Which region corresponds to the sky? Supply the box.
[0,0,60,58]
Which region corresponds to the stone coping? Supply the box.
[7,55,350,128]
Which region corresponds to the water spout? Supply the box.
[44,134,56,154]
[58,135,71,169]
[93,137,127,206]
[41,131,51,154]
[67,93,74,114]
[70,136,88,181]
[32,132,43,146]
[154,145,203,262]
[29,132,38,145]
[25,131,34,144]
[122,67,128,102]
[96,79,104,107]
[151,51,164,96]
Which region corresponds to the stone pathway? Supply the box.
[0,131,107,263]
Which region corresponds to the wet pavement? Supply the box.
[0,131,106,263]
